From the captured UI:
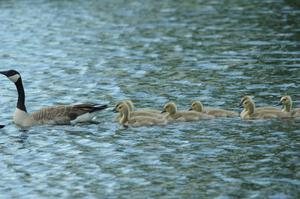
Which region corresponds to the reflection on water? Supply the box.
[0,0,300,198]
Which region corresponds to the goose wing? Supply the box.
[31,104,108,124]
[68,104,108,120]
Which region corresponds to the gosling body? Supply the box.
[114,103,167,127]
[115,100,165,122]
[163,102,214,122]
[190,101,238,117]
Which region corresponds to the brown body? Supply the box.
[163,102,214,122]
[114,103,167,127]
[190,101,238,117]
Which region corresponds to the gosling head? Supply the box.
[114,103,130,114]
[279,96,292,107]
[162,102,177,114]
[114,103,130,128]
[113,100,134,113]
[0,69,21,83]
[113,101,124,112]
[239,96,253,107]
[240,98,254,110]
[189,101,203,112]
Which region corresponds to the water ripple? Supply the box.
[0,0,300,198]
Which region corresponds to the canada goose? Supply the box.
[162,102,214,122]
[189,101,238,117]
[0,125,4,129]
[279,96,300,117]
[240,97,290,120]
[240,96,279,111]
[114,100,165,122]
[114,103,167,127]
[0,70,108,128]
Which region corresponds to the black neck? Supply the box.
[15,78,27,112]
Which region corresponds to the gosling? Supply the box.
[114,103,167,127]
[279,96,300,118]
[162,102,214,122]
[240,96,280,111]
[114,100,165,122]
[189,101,238,117]
[240,97,290,120]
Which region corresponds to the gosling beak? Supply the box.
[113,108,118,113]
[161,110,166,113]
[277,101,283,106]
[188,108,193,111]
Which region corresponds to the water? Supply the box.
[0,0,300,198]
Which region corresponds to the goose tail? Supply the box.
[90,104,108,113]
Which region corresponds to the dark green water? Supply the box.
[0,0,300,198]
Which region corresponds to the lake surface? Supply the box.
[0,0,300,198]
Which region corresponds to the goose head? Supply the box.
[189,101,203,112]
[0,70,21,83]
[279,96,292,111]
[162,102,177,115]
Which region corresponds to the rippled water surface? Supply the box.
[1,0,300,198]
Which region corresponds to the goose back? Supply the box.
[31,104,107,125]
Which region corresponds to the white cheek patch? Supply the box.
[9,74,20,83]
